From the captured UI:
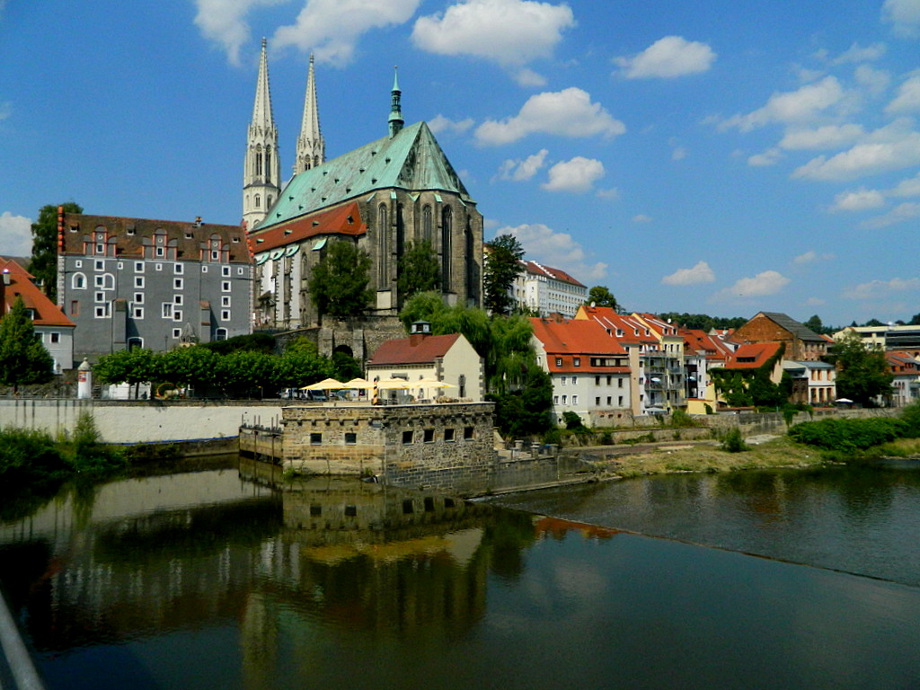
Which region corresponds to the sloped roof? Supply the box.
[368,333,461,366]
[681,328,732,360]
[724,342,782,369]
[521,260,586,288]
[257,121,473,231]
[575,305,659,346]
[249,201,365,254]
[0,258,74,328]
[756,312,825,342]
[530,317,629,373]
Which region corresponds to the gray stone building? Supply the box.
[57,211,252,361]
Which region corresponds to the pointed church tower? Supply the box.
[243,38,281,230]
[388,66,404,138]
[293,54,325,175]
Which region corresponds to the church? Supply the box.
[244,41,484,335]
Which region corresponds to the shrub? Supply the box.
[562,411,584,430]
[600,431,613,445]
[788,417,908,452]
[900,402,920,438]
[65,412,128,476]
[670,409,697,428]
[542,428,562,446]
[721,427,748,453]
[0,427,68,484]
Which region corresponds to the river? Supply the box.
[1,460,919,689]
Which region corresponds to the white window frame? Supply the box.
[161,303,173,318]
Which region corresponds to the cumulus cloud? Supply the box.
[499,222,607,281]
[844,276,920,300]
[792,120,920,181]
[886,75,920,114]
[0,212,33,257]
[829,42,887,65]
[748,148,783,166]
[273,0,422,65]
[497,148,548,181]
[671,146,688,161]
[512,67,548,87]
[194,0,286,65]
[662,261,715,286]
[428,114,475,135]
[855,64,891,96]
[411,0,575,66]
[891,171,920,197]
[793,250,835,264]
[614,36,716,79]
[779,124,865,150]
[883,0,920,37]
[541,157,605,193]
[712,270,791,301]
[475,87,625,145]
[720,76,845,132]
[829,188,886,212]
[861,202,920,229]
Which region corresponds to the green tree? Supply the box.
[828,332,893,406]
[94,347,158,397]
[29,202,82,301]
[397,240,440,303]
[0,297,54,391]
[309,241,373,320]
[585,285,619,310]
[483,234,525,316]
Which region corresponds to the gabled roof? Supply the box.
[0,258,74,328]
[755,312,825,342]
[520,260,586,288]
[249,201,365,254]
[886,350,920,373]
[724,342,782,369]
[530,317,629,373]
[681,328,732,360]
[257,121,473,230]
[633,313,679,338]
[575,305,658,346]
[368,333,461,367]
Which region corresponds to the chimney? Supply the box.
[409,320,431,346]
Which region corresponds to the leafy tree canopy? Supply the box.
[0,296,54,390]
[201,332,276,355]
[397,240,440,304]
[658,312,747,332]
[827,332,893,406]
[483,234,525,316]
[309,241,373,320]
[585,285,619,311]
[29,202,82,302]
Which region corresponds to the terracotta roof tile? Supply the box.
[368,333,461,366]
[249,201,365,254]
[0,258,74,328]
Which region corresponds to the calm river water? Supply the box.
[1,460,919,689]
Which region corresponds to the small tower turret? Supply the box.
[388,66,403,138]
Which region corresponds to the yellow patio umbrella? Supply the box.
[376,378,411,389]
[343,377,374,389]
[415,377,456,389]
[301,378,345,391]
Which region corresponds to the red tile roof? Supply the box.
[248,201,366,254]
[724,342,782,369]
[575,305,659,346]
[681,328,732,360]
[530,317,629,373]
[0,258,75,328]
[520,260,586,288]
[368,333,461,366]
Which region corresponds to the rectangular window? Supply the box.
[221,296,231,307]
[134,293,144,304]
[50,332,60,344]
[237,267,244,275]
[70,301,79,316]
[96,243,104,254]
[572,395,578,405]
[595,376,600,385]
[310,433,322,445]
[618,396,624,406]
[221,310,231,321]
[94,304,110,318]
[571,376,577,384]
[162,303,173,318]
[172,328,181,339]
[574,357,581,367]
[174,278,183,290]
[174,263,183,274]
[173,310,182,322]
[560,377,566,386]
[596,397,601,406]
[75,260,82,268]
[133,307,144,319]
[444,428,455,442]
[117,262,123,270]
[221,281,231,292]
[555,357,562,367]
[618,378,623,388]
[135,262,144,273]
[201,265,208,273]
[94,275,104,288]
[423,429,434,443]
[95,260,104,271]
[135,276,145,288]
[155,247,165,257]
[156,263,163,271]
[402,430,413,444]
[222,266,231,277]
[174,295,183,306]
[344,432,357,445]
[94,291,105,303]
[562,395,568,405]
[553,395,559,404]
[464,426,474,440]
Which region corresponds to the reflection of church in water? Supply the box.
[244,40,485,340]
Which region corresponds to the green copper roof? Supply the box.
[259,121,473,230]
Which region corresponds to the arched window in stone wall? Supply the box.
[441,206,452,291]
[378,204,389,287]
[255,147,263,177]
[422,205,432,243]
[72,273,86,290]
[396,203,405,260]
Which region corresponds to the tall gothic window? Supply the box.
[441,206,452,291]
[396,204,405,260]
[422,205,432,243]
[378,204,389,287]
[255,149,263,177]
[265,150,272,183]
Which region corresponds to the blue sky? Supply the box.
[1,0,919,328]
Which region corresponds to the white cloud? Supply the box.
[0,212,33,257]
[829,188,886,212]
[273,0,422,66]
[883,0,920,37]
[614,36,716,79]
[890,171,920,197]
[497,148,548,181]
[671,146,688,161]
[632,214,653,223]
[475,87,625,145]
[779,124,865,150]
[854,64,891,96]
[513,67,548,87]
[844,276,920,300]
[829,42,887,65]
[662,261,715,286]
[792,119,920,181]
[886,75,920,114]
[541,157,605,193]
[500,222,607,281]
[712,270,791,301]
[428,114,475,135]
[194,0,286,65]
[748,148,783,166]
[793,250,835,264]
[411,0,575,66]
[720,76,845,132]
[861,202,920,229]
[595,187,620,200]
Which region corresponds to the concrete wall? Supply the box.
[0,398,283,444]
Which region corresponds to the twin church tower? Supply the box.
[243,39,325,230]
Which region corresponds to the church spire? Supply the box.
[294,54,325,175]
[388,66,403,138]
[243,38,281,230]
